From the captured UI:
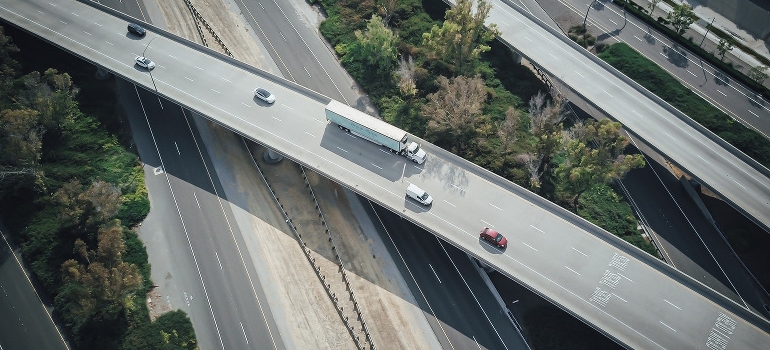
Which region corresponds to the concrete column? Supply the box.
[511,50,522,65]
[263,148,284,163]
[95,66,111,80]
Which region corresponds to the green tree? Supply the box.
[0,108,43,183]
[666,4,696,35]
[343,14,398,76]
[421,0,500,74]
[0,26,20,105]
[555,119,645,208]
[716,38,734,61]
[422,75,487,153]
[57,221,143,345]
[747,65,768,84]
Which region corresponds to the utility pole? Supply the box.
[699,17,716,47]
[583,0,599,26]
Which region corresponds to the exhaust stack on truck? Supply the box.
[325,100,427,164]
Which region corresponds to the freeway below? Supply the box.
[479,0,770,234]
[2,0,769,348]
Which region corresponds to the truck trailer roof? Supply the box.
[326,100,408,143]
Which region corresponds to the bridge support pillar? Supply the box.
[95,66,111,80]
[263,148,284,163]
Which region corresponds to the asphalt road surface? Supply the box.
[2,0,769,347]
[0,231,69,350]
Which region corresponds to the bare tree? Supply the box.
[377,0,400,26]
[497,106,520,153]
[422,75,487,153]
[516,152,546,190]
[396,55,417,97]
[647,0,661,14]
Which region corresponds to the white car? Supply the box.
[135,56,155,70]
[254,87,276,104]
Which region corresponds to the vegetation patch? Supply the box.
[0,25,195,349]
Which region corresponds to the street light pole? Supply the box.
[583,0,599,26]
[699,17,716,47]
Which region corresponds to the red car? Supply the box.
[480,227,507,249]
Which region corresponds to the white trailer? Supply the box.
[325,100,426,164]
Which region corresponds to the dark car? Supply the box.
[480,227,507,249]
[127,23,146,37]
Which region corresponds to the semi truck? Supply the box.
[325,100,427,164]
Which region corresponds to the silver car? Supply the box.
[135,56,155,70]
[254,87,276,104]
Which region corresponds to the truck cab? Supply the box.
[403,142,427,164]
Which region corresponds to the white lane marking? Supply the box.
[83,31,91,35]
[174,142,181,155]
[660,52,667,58]
[618,273,634,283]
[303,66,311,77]
[193,192,200,209]
[336,147,348,153]
[169,54,177,59]
[184,76,193,82]
[443,200,455,207]
[93,22,101,27]
[283,105,294,110]
[221,77,231,82]
[634,35,642,41]
[500,20,509,26]
[210,88,220,94]
[696,154,711,164]
[303,131,314,137]
[241,102,251,107]
[48,2,57,6]
[524,36,533,42]
[733,180,746,189]
[575,70,585,78]
[473,335,482,350]
[37,10,44,14]
[378,149,391,155]
[489,203,503,211]
[428,264,441,283]
[716,89,726,96]
[259,2,265,10]
[663,299,682,310]
[194,65,203,70]
[608,19,617,26]
[272,116,282,122]
[279,32,286,41]
[604,90,613,97]
[70,12,78,17]
[522,242,538,251]
[549,53,558,59]
[571,247,588,256]
[450,184,465,192]
[60,20,66,24]
[659,321,677,332]
[632,110,643,118]
[240,322,249,343]
[370,163,382,170]
[481,219,493,227]
[530,225,544,233]
[663,132,675,140]
[613,293,628,303]
[748,110,760,118]
[687,70,696,77]
[215,251,223,270]
[106,41,113,45]
[413,165,422,171]
[565,266,581,275]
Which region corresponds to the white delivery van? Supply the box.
[406,184,433,206]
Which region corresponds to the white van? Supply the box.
[406,184,433,206]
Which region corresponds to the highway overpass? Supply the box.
[481,0,770,234]
[1,0,769,348]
